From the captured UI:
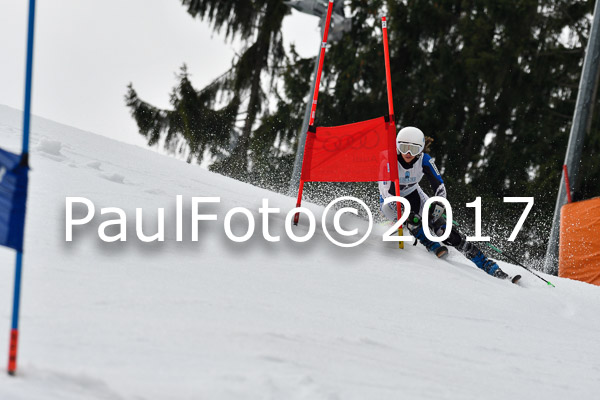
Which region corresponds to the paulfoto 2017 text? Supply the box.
[65,196,534,248]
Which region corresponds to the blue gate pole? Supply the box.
[8,0,36,376]
[22,0,36,156]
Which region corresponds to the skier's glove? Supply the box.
[434,184,447,198]
[428,201,445,223]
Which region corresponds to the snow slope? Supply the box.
[1,104,599,399]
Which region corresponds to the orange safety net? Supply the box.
[559,197,600,286]
[301,116,398,182]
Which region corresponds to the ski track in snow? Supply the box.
[1,104,600,399]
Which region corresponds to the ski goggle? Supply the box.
[397,142,423,156]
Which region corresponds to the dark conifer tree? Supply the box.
[127,0,290,180]
[126,66,239,163]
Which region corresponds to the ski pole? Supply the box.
[485,244,555,287]
[442,214,555,287]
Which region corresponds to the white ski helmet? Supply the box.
[396,126,425,156]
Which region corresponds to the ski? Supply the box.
[435,246,449,259]
[493,269,521,285]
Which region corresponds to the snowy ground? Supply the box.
[1,104,600,399]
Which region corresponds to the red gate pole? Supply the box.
[294,1,335,225]
[382,16,395,121]
[382,16,403,248]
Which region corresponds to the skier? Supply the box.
[379,126,516,281]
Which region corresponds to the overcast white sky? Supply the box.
[1,0,320,147]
